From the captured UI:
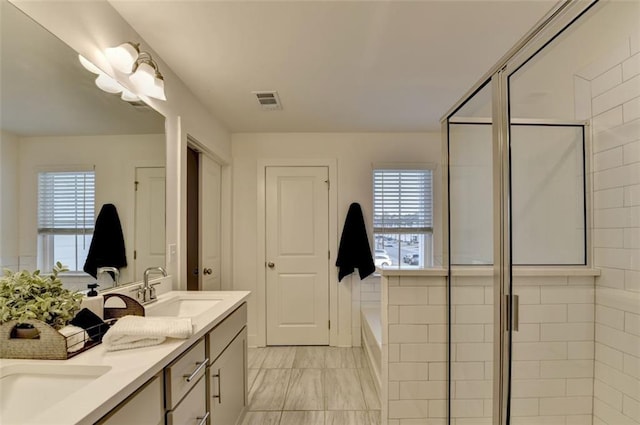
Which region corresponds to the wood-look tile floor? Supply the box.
[242,346,381,425]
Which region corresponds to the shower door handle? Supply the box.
[512,294,519,332]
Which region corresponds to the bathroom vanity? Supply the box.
[0,290,250,425]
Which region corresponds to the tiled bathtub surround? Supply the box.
[381,269,598,425]
[581,30,640,425]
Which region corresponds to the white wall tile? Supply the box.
[568,304,595,322]
[389,343,400,362]
[594,379,624,410]
[399,381,446,400]
[596,323,640,355]
[451,362,485,380]
[428,324,446,342]
[625,228,640,249]
[455,343,492,361]
[454,305,493,324]
[539,397,593,415]
[389,287,429,305]
[595,343,624,370]
[623,353,640,380]
[511,379,566,397]
[389,324,428,343]
[540,287,594,304]
[388,400,428,419]
[399,306,446,324]
[592,66,624,98]
[596,305,625,329]
[540,360,594,378]
[623,395,640,422]
[624,184,640,207]
[595,361,640,397]
[400,343,446,362]
[567,378,594,396]
[454,380,491,399]
[428,399,446,418]
[626,270,640,291]
[623,97,640,122]
[576,41,630,80]
[593,75,640,115]
[510,398,540,417]
[593,228,624,248]
[597,267,625,289]
[594,398,639,425]
[512,324,541,342]
[624,140,640,165]
[625,311,640,336]
[593,119,640,154]
[593,107,624,135]
[541,323,593,342]
[512,342,567,361]
[512,361,541,379]
[519,305,567,323]
[623,53,640,81]
[451,324,485,342]
[389,363,429,381]
[516,286,541,304]
[450,400,484,418]
[568,342,595,360]
[428,362,446,381]
[428,286,446,305]
[595,187,625,210]
[451,287,485,305]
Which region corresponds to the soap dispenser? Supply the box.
[87,283,99,297]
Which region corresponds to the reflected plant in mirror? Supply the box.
[0,0,167,292]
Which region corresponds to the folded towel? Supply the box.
[103,316,193,352]
[59,325,88,353]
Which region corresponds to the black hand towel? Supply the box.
[83,203,127,279]
[336,203,375,282]
[70,308,109,342]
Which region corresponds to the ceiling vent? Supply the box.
[252,91,282,110]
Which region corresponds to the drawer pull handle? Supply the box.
[212,368,222,403]
[195,411,210,425]
[184,358,209,382]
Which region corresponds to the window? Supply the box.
[37,170,95,272]
[373,167,433,268]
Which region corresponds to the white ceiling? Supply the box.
[110,1,557,133]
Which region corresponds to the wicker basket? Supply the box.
[0,294,144,360]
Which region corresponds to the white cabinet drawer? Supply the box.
[97,375,163,425]
[207,303,247,364]
[165,339,207,409]
[166,376,208,425]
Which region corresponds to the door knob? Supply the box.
[267,262,275,268]
[203,268,213,275]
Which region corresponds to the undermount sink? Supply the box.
[145,295,222,318]
[0,364,111,424]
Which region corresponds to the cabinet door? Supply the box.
[210,328,247,425]
[167,376,208,425]
[98,375,163,425]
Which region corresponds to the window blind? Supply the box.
[38,171,95,235]
[373,169,433,232]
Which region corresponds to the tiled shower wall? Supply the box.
[582,32,640,425]
[382,272,596,425]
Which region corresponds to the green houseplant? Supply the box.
[0,262,83,332]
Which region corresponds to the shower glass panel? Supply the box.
[448,81,495,423]
[507,1,640,423]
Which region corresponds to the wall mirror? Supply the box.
[0,0,166,292]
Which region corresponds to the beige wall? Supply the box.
[231,132,441,346]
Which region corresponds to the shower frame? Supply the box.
[441,1,600,424]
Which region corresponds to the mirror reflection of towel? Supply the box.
[336,203,375,282]
[83,203,127,278]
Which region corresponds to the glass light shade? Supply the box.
[121,89,140,102]
[105,43,138,73]
[78,55,102,74]
[129,62,156,93]
[95,73,124,94]
[147,77,167,101]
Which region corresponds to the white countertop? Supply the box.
[0,290,250,425]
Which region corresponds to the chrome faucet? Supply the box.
[97,266,120,286]
[140,266,167,304]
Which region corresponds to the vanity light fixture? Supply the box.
[95,73,125,94]
[106,41,167,101]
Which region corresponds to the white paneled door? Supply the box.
[200,155,221,291]
[266,166,330,345]
[134,167,166,282]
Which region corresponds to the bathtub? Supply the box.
[361,306,381,393]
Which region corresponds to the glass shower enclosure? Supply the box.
[444,0,639,424]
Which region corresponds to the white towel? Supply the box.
[59,325,88,353]
[103,315,193,352]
